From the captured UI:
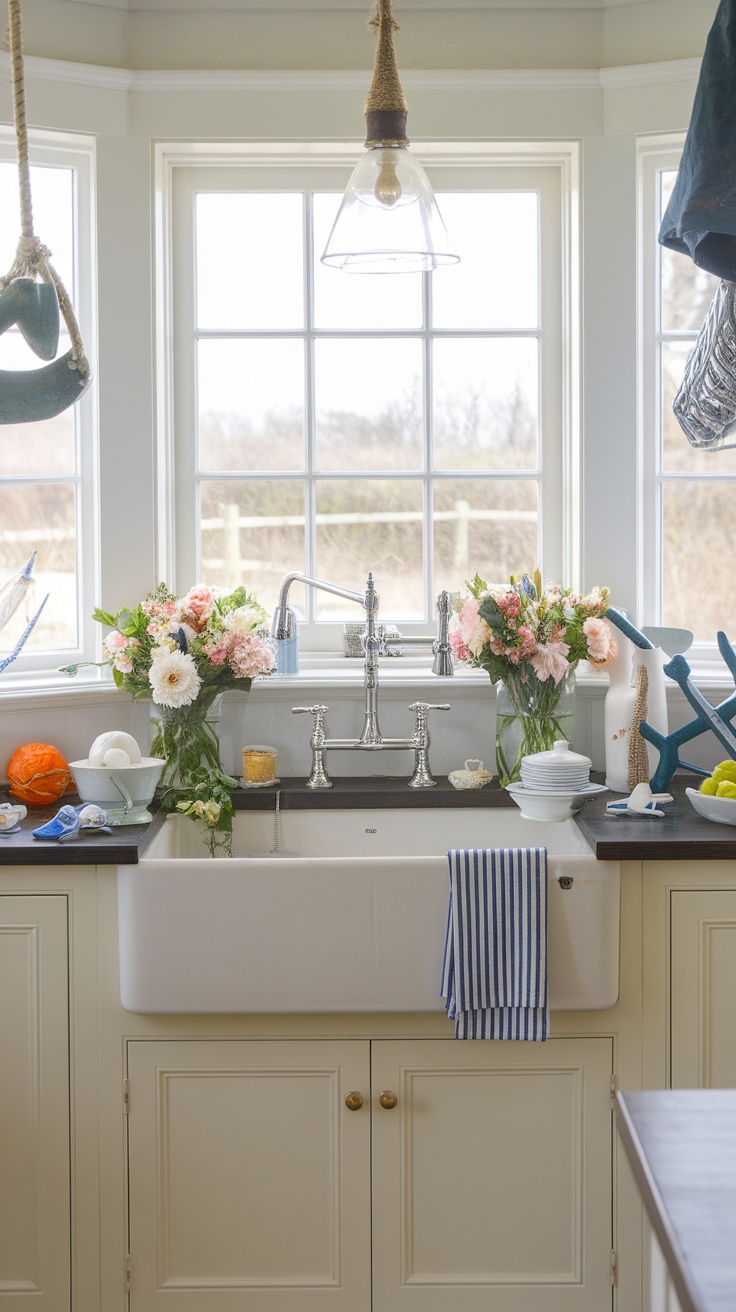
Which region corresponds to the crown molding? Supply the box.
[600,56,702,89]
[1,55,134,90]
[0,53,701,95]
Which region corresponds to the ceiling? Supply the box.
[69,0,664,9]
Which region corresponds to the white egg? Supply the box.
[88,731,142,767]
[103,747,131,768]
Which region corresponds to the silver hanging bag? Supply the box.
[673,279,736,450]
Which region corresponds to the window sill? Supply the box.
[1,653,734,712]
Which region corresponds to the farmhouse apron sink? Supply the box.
[117,808,620,1014]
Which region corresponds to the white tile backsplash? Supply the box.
[0,670,729,787]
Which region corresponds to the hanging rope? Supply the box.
[364,0,409,145]
[0,0,89,377]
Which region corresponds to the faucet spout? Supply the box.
[277,570,452,787]
[271,571,368,673]
[271,572,365,642]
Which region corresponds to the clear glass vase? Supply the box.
[151,692,223,788]
[495,666,576,787]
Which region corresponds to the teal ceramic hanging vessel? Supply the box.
[0,0,91,424]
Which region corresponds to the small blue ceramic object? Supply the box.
[33,802,112,841]
[33,804,82,841]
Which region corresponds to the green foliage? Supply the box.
[167,765,238,859]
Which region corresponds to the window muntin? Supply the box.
[169,152,569,646]
[0,133,95,674]
[644,150,734,645]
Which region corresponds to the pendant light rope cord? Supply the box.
[0,0,89,374]
[366,0,407,112]
[364,0,408,143]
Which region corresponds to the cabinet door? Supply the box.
[371,1037,614,1312]
[670,890,736,1088]
[0,895,70,1309]
[126,1039,371,1312]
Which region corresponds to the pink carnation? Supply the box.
[449,631,469,662]
[104,632,139,674]
[178,584,216,633]
[529,640,571,684]
[204,641,231,666]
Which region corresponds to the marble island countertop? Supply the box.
[0,774,735,865]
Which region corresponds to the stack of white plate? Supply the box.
[505,740,607,821]
[520,740,592,793]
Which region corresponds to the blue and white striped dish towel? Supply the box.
[441,848,549,1041]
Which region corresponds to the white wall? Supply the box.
[15,0,719,73]
[1,3,729,784]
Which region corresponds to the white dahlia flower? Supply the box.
[148,648,202,707]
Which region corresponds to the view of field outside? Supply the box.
[194,188,541,622]
[0,160,77,657]
[5,163,727,660]
[659,170,733,640]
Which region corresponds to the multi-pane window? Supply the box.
[0,132,94,671]
[646,152,732,644]
[170,152,568,645]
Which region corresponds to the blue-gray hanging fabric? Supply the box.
[660,0,736,279]
[659,0,736,451]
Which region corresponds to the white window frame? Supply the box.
[0,126,97,680]
[156,140,580,650]
[638,131,724,666]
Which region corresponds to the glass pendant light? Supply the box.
[321,0,460,274]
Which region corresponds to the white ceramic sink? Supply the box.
[117,808,620,1014]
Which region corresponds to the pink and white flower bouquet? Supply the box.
[451,571,617,783]
[64,582,276,797]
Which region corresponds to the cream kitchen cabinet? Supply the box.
[670,888,736,1089]
[125,1034,615,1312]
[641,860,736,1091]
[0,894,71,1309]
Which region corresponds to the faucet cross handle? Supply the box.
[409,700,451,723]
[408,702,450,790]
[292,704,332,790]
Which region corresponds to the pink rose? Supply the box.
[517,625,536,657]
[449,631,469,662]
[583,617,617,666]
[456,598,481,643]
[452,598,491,660]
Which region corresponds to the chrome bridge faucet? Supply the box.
[270,572,453,788]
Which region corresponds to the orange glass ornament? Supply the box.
[6,742,73,807]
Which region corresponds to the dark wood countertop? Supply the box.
[575,775,736,861]
[616,1090,736,1312]
[0,776,509,865]
[2,772,736,865]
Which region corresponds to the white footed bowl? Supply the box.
[69,758,165,825]
[685,786,736,827]
[505,785,588,822]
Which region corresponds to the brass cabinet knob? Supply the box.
[344,1091,364,1111]
[379,1090,398,1110]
